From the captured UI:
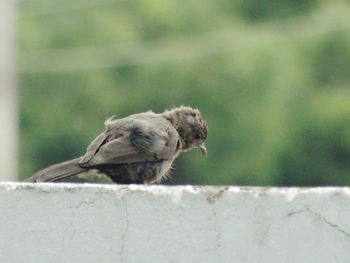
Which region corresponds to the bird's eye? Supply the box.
[195,133,201,140]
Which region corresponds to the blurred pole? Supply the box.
[0,0,18,181]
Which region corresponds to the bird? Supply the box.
[26,106,208,184]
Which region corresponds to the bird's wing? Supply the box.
[79,117,180,167]
[80,132,110,164]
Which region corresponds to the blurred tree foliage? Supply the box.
[18,0,350,186]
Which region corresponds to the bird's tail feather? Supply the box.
[26,158,87,183]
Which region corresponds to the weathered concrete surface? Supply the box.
[0,183,349,263]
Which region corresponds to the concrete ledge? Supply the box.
[0,183,350,263]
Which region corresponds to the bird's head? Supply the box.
[163,106,208,156]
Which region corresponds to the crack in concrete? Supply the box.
[75,199,97,209]
[307,208,350,238]
[283,207,350,238]
[283,209,308,219]
[120,198,129,263]
[258,223,271,247]
[59,197,75,253]
[212,205,222,252]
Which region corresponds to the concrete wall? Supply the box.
[0,183,349,263]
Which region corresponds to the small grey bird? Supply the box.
[26,106,208,184]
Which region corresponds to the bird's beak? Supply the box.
[198,143,208,157]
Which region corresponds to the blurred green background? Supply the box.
[18,0,350,186]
